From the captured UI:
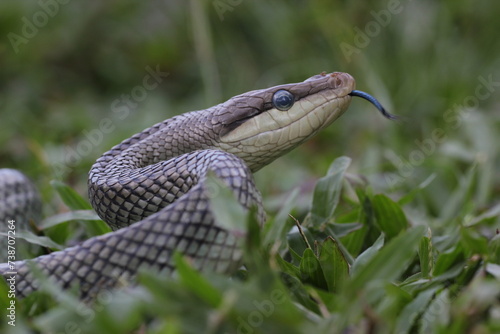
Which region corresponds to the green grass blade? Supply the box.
[50,180,92,210]
[40,210,101,229]
[1,230,63,250]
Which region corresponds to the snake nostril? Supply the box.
[327,72,343,87]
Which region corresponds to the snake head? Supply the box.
[215,72,356,171]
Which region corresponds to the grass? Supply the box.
[0,0,499,333]
[1,156,498,333]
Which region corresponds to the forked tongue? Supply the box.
[349,90,398,120]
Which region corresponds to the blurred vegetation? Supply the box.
[0,0,499,333]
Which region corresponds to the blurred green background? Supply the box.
[0,0,499,225]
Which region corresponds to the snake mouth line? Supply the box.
[349,90,398,120]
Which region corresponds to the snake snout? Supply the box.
[305,72,355,93]
[327,72,351,87]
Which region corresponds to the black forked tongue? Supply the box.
[349,90,398,120]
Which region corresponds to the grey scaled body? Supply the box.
[0,72,359,301]
[0,169,41,263]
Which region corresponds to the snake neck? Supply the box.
[90,108,221,174]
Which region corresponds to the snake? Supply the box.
[0,71,395,301]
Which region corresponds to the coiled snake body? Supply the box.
[0,72,393,301]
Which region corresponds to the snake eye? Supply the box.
[272,90,295,111]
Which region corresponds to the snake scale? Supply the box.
[0,72,394,301]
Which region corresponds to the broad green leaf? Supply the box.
[335,208,361,224]
[243,206,265,272]
[299,248,328,290]
[447,276,500,333]
[320,228,355,265]
[306,285,336,311]
[288,246,303,266]
[421,264,464,287]
[372,194,409,239]
[433,245,465,276]
[287,226,315,258]
[34,307,83,333]
[464,203,500,227]
[27,261,84,334]
[50,181,110,236]
[205,171,247,236]
[352,190,382,251]
[97,292,145,333]
[341,224,368,258]
[419,289,450,333]
[395,287,439,334]
[309,156,351,227]
[317,237,349,293]
[351,234,384,276]
[280,273,321,314]
[376,284,413,323]
[150,320,181,334]
[174,252,222,307]
[325,222,363,237]
[485,263,500,279]
[455,256,482,288]
[459,227,489,256]
[276,254,301,279]
[488,234,500,264]
[419,228,434,278]
[332,208,365,259]
[82,219,111,237]
[348,226,425,292]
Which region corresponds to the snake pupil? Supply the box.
[272,89,295,111]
